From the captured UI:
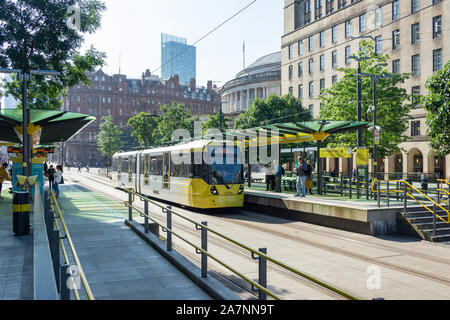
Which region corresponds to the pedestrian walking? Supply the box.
[295,157,308,197]
[305,160,313,195]
[78,163,81,173]
[0,162,11,199]
[53,165,64,198]
[47,165,56,189]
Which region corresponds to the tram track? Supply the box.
[68,172,450,297]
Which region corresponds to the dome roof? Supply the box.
[236,51,281,77]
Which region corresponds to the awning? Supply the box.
[0,109,95,145]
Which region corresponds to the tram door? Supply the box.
[163,152,170,189]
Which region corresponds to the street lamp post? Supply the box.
[356,72,394,182]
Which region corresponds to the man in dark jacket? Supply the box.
[47,165,56,189]
[295,157,308,197]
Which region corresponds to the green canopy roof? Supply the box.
[0,109,95,145]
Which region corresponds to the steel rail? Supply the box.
[50,189,95,300]
[121,188,362,300]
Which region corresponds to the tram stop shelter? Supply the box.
[225,120,372,196]
[0,109,95,145]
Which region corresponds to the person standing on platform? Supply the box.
[305,160,313,195]
[47,165,56,189]
[53,165,63,199]
[295,157,308,197]
[0,162,11,199]
[275,161,284,193]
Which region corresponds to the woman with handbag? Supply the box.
[53,165,64,198]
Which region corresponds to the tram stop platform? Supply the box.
[0,181,239,300]
[244,188,405,237]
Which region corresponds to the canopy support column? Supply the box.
[317,140,322,195]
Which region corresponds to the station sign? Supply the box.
[356,148,369,165]
[320,147,352,158]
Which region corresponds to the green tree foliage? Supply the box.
[422,60,450,157]
[157,102,198,144]
[97,115,123,160]
[233,93,312,130]
[128,112,159,147]
[202,112,231,134]
[319,41,412,158]
[0,0,106,110]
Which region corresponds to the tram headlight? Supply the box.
[238,185,244,195]
[210,186,219,196]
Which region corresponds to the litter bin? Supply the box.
[13,191,30,236]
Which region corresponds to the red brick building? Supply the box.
[62,69,220,167]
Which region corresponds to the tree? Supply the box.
[319,41,412,159]
[97,115,122,162]
[0,0,106,110]
[128,112,159,147]
[202,112,231,134]
[120,125,139,152]
[422,60,450,157]
[234,93,312,130]
[157,102,198,144]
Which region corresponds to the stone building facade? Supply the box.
[282,0,449,179]
[62,69,220,167]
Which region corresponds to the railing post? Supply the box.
[340,173,344,197]
[386,180,390,208]
[433,204,437,238]
[196,221,208,278]
[144,200,149,234]
[258,248,267,300]
[396,181,399,202]
[60,264,71,300]
[166,205,172,251]
[49,228,60,293]
[403,183,407,213]
[128,191,133,221]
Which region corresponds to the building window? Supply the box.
[309,58,314,74]
[309,35,314,51]
[309,81,314,97]
[345,46,351,63]
[411,0,419,13]
[359,14,366,33]
[305,0,312,24]
[345,20,351,38]
[412,54,420,75]
[392,0,400,21]
[298,62,303,77]
[298,84,303,99]
[433,49,442,71]
[338,0,346,9]
[392,59,400,74]
[433,16,442,38]
[392,29,400,50]
[332,50,338,68]
[289,87,293,94]
[412,86,421,107]
[289,65,293,80]
[332,25,337,43]
[315,0,323,20]
[375,36,382,54]
[289,44,294,59]
[298,40,303,55]
[320,78,325,93]
[320,55,325,71]
[411,121,420,136]
[309,104,314,115]
[375,7,382,27]
[320,31,325,47]
[332,75,338,84]
[326,0,334,14]
[411,23,420,44]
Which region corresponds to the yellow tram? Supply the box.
[112,140,245,209]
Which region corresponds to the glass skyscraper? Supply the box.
[161,33,196,85]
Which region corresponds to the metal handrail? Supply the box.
[371,179,449,224]
[49,189,95,300]
[120,188,362,300]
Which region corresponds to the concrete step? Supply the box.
[429,234,450,242]
[422,227,450,236]
[411,221,450,230]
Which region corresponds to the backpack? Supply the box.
[306,165,312,176]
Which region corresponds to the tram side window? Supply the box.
[130,156,136,174]
[140,156,144,175]
[150,156,163,176]
[121,158,129,174]
[171,161,192,178]
[112,158,119,172]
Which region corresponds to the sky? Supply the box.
[80,0,284,87]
